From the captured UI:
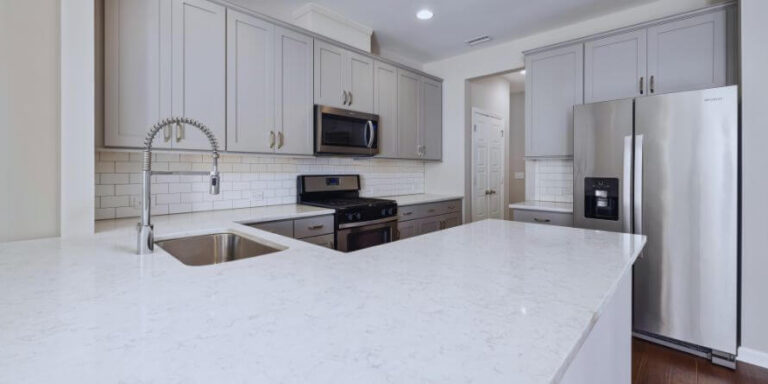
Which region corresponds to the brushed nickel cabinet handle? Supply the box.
[164,126,172,142]
[278,131,284,149]
[348,91,353,105]
[308,225,324,230]
[269,131,276,149]
[650,75,655,94]
[533,218,551,223]
[342,91,348,105]
[639,77,644,95]
[402,211,413,216]
[175,122,184,142]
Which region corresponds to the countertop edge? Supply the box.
[509,202,574,214]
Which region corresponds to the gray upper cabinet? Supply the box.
[647,10,726,95]
[420,77,442,160]
[585,29,647,103]
[374,61,398,158]
[171,0,226,150]
[226,10,274,153]
[314,40,374,114]
[274,26,314,156]
[105,0,171,148]
[397,69,421,159]
[313,41,346,109]
[346,52,374,113]
[525,43,583,157]
[104,0,441,159]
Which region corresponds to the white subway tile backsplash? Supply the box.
[95,150,426,220]
[527,159,574,203]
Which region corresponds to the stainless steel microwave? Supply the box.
[315,105,379,156]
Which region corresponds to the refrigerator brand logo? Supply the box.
[704,97,723,102]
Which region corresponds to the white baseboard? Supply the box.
[738,347,768,369]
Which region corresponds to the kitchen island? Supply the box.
[0,207,645,383]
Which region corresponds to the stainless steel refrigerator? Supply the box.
[573,86,738,367]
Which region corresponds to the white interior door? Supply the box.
[472,109,505,222]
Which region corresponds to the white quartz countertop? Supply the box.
[509,201,574,213]
[1,207,644,383]
[381,193,463,206]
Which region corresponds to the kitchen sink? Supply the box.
[155,233,284,266]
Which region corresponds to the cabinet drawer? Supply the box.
[293,215,334,238]
[513,210,573,227]
[250,220,294,237]
[301,233,335,249]
[438,212,461,229]
[398,205,419,220]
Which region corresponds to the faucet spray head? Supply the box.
[209,153,220,195]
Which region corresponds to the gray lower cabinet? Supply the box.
[525,43,583,157]
[396,199,462,240]
[248,214,335,249]
[512,209,573,227]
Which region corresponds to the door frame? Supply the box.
[470,107,506,222]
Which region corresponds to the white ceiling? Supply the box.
[230,0,653,64]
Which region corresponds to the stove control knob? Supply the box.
[387,208,395,216]
[380,208,387,216]
[346,213,355,222]
[354,212,362,221]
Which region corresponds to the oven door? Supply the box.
[336,217,396,252]
[315,105,379,156]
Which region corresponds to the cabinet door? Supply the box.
[397,69,421,159]
[345,51,374,113]
[171,0,226,150]
[374,61,398,158]
[314,40,345,108]
[647,10,726,95]
[105,0,171,148]
[396,220,417,240]
[525,43,583,157]
[416,216,442,235]
[225,10,274,152]
[584,30,647,103]
[420,77,442,160]
[275,27,314,155]
[440,212,461,229]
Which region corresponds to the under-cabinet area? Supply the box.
[103,0,442,161]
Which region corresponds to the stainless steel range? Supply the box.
[297,175,397,252]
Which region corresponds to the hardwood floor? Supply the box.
[633,338,768,383]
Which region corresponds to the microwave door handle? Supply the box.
[366,121,375,148]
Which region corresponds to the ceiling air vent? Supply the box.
[465,35,492,46]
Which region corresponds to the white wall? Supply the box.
[60,0,95,237]
[739,0,768,368]
[0,0,61,242]
[422,0,725,213]
[469,76,510,219]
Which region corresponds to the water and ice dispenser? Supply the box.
[584,178,619,221]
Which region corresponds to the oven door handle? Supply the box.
[338,216,397,230]
[365,120,375,148]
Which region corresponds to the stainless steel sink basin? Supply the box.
[155,233,283,266]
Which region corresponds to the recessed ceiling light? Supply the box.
[520,70,526,75]
[416,9,433,20]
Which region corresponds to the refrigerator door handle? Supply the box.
[623,135,632,233]
[633,134,644,235]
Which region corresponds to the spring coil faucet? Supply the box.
[137,117,221,254]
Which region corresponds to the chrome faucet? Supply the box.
[137,117,220,254]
